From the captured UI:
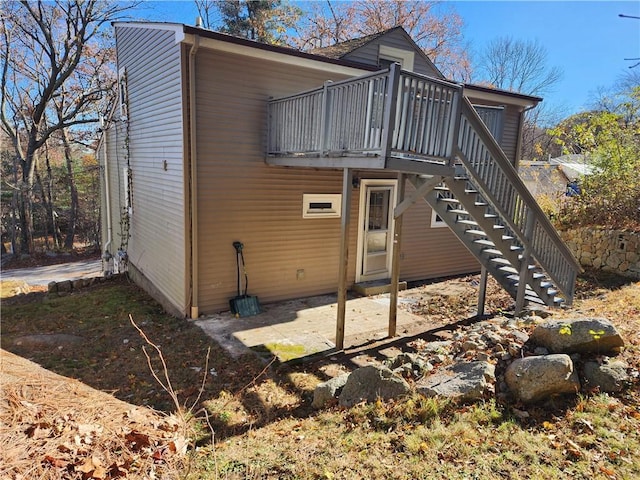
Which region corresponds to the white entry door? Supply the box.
[356,180,397,282]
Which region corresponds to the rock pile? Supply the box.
[313,316,633,408]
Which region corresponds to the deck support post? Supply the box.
[336,168,353,350]
[389,173,406,338]
[515,212,536,314]
[477,266,488,317]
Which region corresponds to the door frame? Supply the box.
[355,179,398,283]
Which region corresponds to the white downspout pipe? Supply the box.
[189,36,200,319]
[99,116,113,274]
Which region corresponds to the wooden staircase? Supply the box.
[408,98,581,309]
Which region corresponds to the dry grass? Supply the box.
[1,271,638,479]
[0,350,192,480]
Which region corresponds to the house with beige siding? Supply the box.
[98,23,579,343]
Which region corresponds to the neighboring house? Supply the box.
[98,23,579,331]
[519,161,572,198]
[520,154,595,199]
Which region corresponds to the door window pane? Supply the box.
[368,190,389,230]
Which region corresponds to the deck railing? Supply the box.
[267,64,463,164]
[456,98,581,301]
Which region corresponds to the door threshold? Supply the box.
[352,279,408,296]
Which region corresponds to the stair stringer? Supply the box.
[409,175,562,307]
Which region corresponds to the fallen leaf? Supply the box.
[26,422,52,439]
[76,457,97,474]
[92,465,108,479]
[599,464,616,477]
[43,455,69,468]
[125,431,151,450]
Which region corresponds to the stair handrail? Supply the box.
[456,97,581,301]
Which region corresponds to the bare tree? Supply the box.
[476,36,563,96]
[0,0,135,253]
[294,0,471,81]
[194,0,218,28]
[198,0,301,45]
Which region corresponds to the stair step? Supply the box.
[498,265,519,274]
[457,219,479,227]
[449,208,469,216]
[473,239,495,247]
[463,229,487,237]
[490,257,514,266]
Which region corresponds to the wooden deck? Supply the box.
[267,63,460,177]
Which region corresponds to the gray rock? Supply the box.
[482,331,503,345]
[385,353,417,370]
[420,341,453,354]
[312,373,350,409]
[338,365,410,407]
[47,281,58,294]
[530,318,624,354]
[505,354,580,403]
[462,340,487,352]
[416,361,496,402]
[533,346,550,356]
[582,360,629,393]
[57,280,73,293]
[509,330,530,344]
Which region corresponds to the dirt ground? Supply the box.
[1,266,638,479]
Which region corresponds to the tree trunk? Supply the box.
[34,165,51,250]
[44,143,62,248]
[10,155,19,255]
[62,128,78,250]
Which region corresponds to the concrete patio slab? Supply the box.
[194,292,443,362]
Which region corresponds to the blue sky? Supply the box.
[133,1,640,115]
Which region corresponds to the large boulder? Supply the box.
[312,373,350,409]
[338,365,410,408]
[582,360,629,393]
[505,354,580,403]
[530,318,624,354]
[416,361,496,402]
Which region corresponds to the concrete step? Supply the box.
[352,279,408,296]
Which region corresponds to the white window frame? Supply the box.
[379,45,415,72]
[430,209,446,228]
[302,193,342,218]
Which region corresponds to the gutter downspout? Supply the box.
[189,36,200,319]
[515,103,539,170]
[99,116,113,272]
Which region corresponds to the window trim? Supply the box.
[430,209,446,228]
[379,45,415,72]
[302,193,342,218]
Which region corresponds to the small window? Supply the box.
[118,67,129,120]
[378,45,415,72]
[431,210,446,228]
[303,194,341,218]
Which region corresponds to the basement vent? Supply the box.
[303,194,342,218]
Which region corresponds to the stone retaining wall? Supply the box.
[559,228,640,279]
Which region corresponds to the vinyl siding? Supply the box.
[195,49,356,312]
[341,29,442,77]
[194,46,478,313]
[114,26,188,314]
[466,95,522,165]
